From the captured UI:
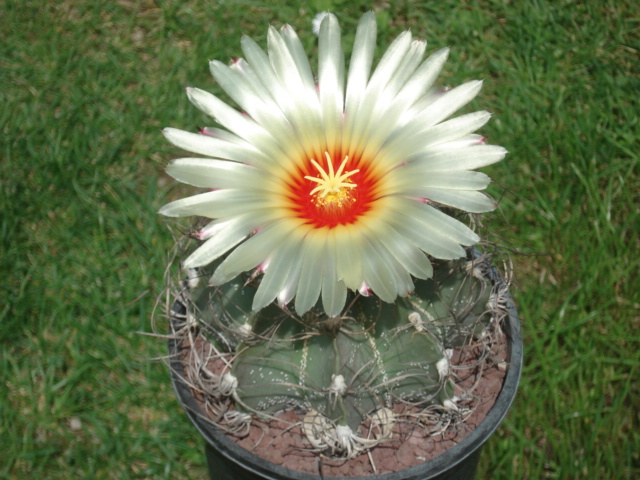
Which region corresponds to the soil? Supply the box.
[179,325,508,477]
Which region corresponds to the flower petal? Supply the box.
[419,188,497,212]
[280,24,317,92]
[241,35,289,108]
[387,215,467,260]
[159,189,273,218]
[361,235,409,302]
[199,126,247,144]
[395,48,450,113]
[267,26,323,160]
[334,226,365,291]
[321,231,347,317]
[209,60,305,161]
[228,57,276,106]
[381,169,491,195]
[182,214,262,268]
[383,111,491,162]
[417,144,508,171]
[209,219,303,286]
[166,158,267,190]
[278,252,304,307]
[362,220,434,279]
[348,30,414,158]
[318,13,345,155]
[358,39,428,161]
[162,128,266,166]
[186,88,291,170]
[389,198,480,245]
[412,80,484,128]
[419,111,492,148]
[344,12,377,117]
[252,233,306,310]
[295,231,327,314]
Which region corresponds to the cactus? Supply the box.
[162,12,510,460]
[172,247,506,458]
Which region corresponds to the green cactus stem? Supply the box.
[182,252,493,433]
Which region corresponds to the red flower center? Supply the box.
[287,151,379,228]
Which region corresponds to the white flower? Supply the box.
[160,13,506,317]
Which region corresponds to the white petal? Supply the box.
[228,57,276,106]
[412,80,483,127]
[363,221,434,279]
[418,145,508,171]
[390,198,480,245]
[199,126,246,144]
[374,240,415,297]
[318,13,344,154]
[182,214,261,268]
[387,214,467,260]
[277,252,304,307]
[381,169,491,195]
[420,189,497,212]
[252,233,306,310]
[209,220,299,286]
[394,48,450,113]
[348,31,414,158]
[426,134,486,153]
[357,39,428,161]
[363,30,413,99]
[388,241,434,280]
[197,219,226,240]
[208,60,272,120]
[267,26,323,160]
[387,39,427,92]
[383,111,491,162]
[209,60,303,160]
[186,88,290,169]
[166,158,268,190]
[360,236,406,302]
[334,226,364,290]
[295,231,327,314]
[420,111,491,147]
[344,12,376,117]
[159,189,272,218]
[241,35,290,109]
[162,128,266,166]
[360,220,416,295]
[280,24,316,93]
[322,279,347,318]
[362,36,423,127]
[321,232,347,317]
[384,199,478,259]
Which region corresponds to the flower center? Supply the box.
[287,151,378,229]
[304,152,360,208]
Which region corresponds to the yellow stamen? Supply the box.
[304,152,360,204]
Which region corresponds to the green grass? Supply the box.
[1,0,638,478]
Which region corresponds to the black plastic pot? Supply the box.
[168,277,522,480]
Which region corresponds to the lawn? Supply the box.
[1,0,638,478]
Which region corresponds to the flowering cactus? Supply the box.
[164,12,508,459]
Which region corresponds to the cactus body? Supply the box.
[185,253,493,434]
